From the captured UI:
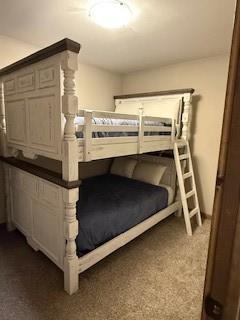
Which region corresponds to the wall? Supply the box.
[0,35,122,223]
[122,55,230,216]
[76,64,122,110]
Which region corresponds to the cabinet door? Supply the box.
[5,99,27,145]
[11,187,30,235]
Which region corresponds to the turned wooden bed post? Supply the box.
[62,188,79,294]
[181,93,192,141]
[61,49,80,294]
[61,50,79,182]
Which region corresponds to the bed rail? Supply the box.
[75,109,175,161]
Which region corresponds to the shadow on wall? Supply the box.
[191,94,202,140]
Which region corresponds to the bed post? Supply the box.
[61,50,79,181]
[181,93,192,141]
[63,188,79,295]
[61,50,80,294]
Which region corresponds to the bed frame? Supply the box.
[0,39,194,294]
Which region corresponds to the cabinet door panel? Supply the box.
[31,200,61,264]
[11,188,30,235]
[5,99,27,145]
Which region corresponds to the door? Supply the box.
[202,1,240,319]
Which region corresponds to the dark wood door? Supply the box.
[202,1,240,319]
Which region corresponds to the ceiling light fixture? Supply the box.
[89,0,133,29]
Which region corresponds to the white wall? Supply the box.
[0,35,122,223]
[122,55,230,216]
[77,64,122,111]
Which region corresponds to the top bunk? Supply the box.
[0,38,194,179]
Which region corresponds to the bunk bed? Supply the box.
[0,38,202,295]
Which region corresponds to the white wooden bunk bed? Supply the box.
[0,39,202,295]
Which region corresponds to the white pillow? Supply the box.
[110,157,138,178]
[132,161,166,186]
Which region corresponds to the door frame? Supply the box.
[202,1,240,319]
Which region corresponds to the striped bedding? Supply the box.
[74,116,172,138]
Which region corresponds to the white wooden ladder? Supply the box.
[173,141,202,236]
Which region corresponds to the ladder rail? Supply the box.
[186,142,202,226]
[173,141,202,236]
[174,143,193,236]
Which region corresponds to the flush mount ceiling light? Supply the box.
[89,0,133,29]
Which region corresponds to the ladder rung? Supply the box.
[177,141,187,148]
[183,172,192,179]
[186,190,195,199]
[179,154,189,160]
[189,207,199,218]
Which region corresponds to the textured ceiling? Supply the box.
[0,0,236,73]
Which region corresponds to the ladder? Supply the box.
[173,140,202,236]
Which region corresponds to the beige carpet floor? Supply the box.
[0,216,210,320]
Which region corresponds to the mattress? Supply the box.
[76,174,169,256]
[159,184,174,205]
[74,116,172,138]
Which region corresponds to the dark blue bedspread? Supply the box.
[76,174,168,256]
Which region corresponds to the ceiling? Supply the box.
[0,0,236,73]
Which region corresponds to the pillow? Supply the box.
[132,161,166,186]
[110,157,138,178]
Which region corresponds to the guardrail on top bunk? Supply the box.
[75,109,175,161]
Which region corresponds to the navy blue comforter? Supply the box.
[76,174,168,256]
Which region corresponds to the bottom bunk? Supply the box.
[78,201,180,274]
[2,155,181,294]
[76,173,172,256]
